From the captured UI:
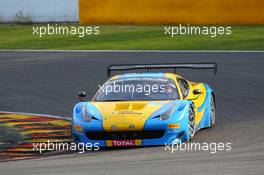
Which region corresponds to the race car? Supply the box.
[72,63,216,147]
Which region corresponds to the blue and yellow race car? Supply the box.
[72,63,216,147]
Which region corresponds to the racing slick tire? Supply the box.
[210,95,216,128]
[188,107,195,139]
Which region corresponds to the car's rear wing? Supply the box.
[107,63,217,77]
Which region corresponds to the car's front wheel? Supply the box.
[210,95,216,127]
[188,107,195,138]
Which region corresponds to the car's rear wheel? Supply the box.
[188,107,195,138]
[210,95,216,127]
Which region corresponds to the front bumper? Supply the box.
[72,125,187,147]
[72,102,190,147]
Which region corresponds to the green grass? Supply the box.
[0,24,263,50]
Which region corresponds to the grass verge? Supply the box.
[0,24,263,50]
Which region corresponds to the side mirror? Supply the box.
[193,89,202,95]
[78,91,86,102]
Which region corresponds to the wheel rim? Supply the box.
[189,108,195,138]
[210,96,216,126]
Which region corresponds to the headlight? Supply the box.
[81,105,92,122]
[160,107,174,121]
[160,110,171,120]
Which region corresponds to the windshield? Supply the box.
[93,77,179,101]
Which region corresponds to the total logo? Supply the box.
[112,140,136,147]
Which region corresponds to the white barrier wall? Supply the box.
[0,0,79,22]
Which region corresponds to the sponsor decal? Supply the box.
[112,140,136,147]
[118,111,142,115]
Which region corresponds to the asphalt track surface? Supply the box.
[0,51,263,175]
